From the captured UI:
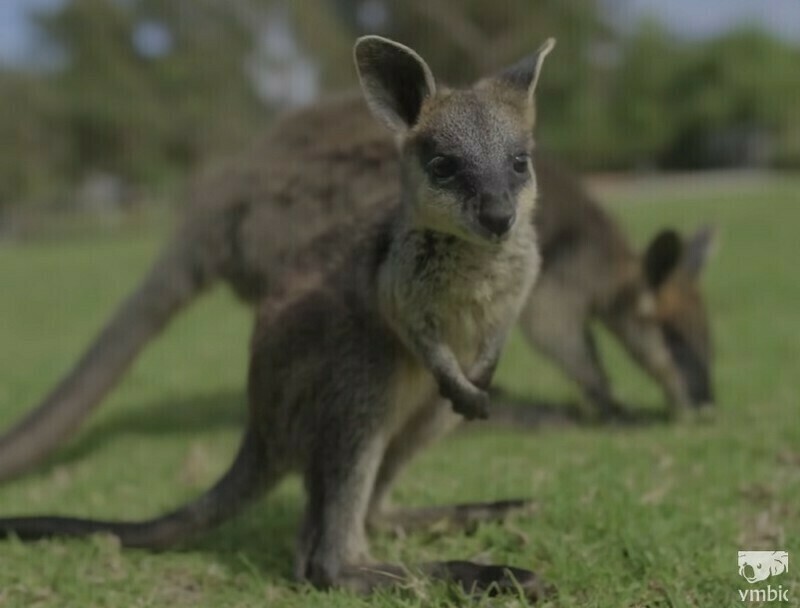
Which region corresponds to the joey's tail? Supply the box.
[0,237,214,481]
[0,428,268,548]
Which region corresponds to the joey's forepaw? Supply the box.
[448,387,490,420]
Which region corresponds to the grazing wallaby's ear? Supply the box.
[354,36,436,133]
[684,224,717,278]
[644,229,682,289]
[497,37,556,105]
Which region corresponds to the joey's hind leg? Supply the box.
[301,403,543,598]
[295,404,543,598]
[300,432,386,588]
[367,401,534,535]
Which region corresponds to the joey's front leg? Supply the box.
[398,308,489,420]
[468,329,508,392]
[411,326,510,421]
[411,334,489,421]
[409,332,489,420]
[437,364,490,421]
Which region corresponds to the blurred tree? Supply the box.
[610,20,678,168]
[24,0,269,203]
[0,71,68,210]
[325,0,614,166]
[664,28,800,167]
[1,0,800,213]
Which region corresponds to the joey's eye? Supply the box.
[427,156,459,181]
[512,153,530,174]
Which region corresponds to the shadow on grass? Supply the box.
[9,386,673,587]
[476,388,673,431]
[182,493,303,583]
[47,389,247,468]
[33,385,671,476]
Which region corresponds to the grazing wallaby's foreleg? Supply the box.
[605,313,691,411]
[519,281,620,416]
[0,234,217,481]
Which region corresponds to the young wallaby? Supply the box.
[0,46,716,483]
[0,36,556,598]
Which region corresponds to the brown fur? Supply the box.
[0,36,558,599]
[0,48,716,480]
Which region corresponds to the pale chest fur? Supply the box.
[380,223,540,366]
[379,223,539,434]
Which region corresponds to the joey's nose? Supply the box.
[478,195,515,237]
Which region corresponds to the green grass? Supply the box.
[0,176,799,607]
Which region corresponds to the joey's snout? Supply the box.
[477,193,516,238]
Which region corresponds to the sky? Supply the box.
[612,0,800,41]
[0,0,63,65]
[1,0,798,66]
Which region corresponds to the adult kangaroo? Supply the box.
[0,44,715,481]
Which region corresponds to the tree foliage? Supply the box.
[0,0,798,210]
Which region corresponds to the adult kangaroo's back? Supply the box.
[0,97,399,480]
[0,93,715,480]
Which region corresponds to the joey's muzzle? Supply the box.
[477,193,515,237]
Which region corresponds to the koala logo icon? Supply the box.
[738,551,789,583]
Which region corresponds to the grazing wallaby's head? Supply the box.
[642,226,716,407]
[354,36,555,245]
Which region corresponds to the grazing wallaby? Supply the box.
[0,48,716,483]
[0,36,556,598]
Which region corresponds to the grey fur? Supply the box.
[0,39,716,479]
[0,37,555,599]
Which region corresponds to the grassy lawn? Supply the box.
[0,175,798,607]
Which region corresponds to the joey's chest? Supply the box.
[380,229,540,355]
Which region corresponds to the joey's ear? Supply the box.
[643,229,682,289]
[684,224,717,278]
[497,37,556,105]
[354,36,436,133]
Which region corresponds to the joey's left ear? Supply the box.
[354,36,436,134]
[684,224,717,278]
[497,37,556,106]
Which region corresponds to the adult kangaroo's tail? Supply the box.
[0,428,267,548]
[0,236,214,481]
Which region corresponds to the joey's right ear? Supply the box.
[354,36,436,134]
[497,38,556,106]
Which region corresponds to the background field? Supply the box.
[0,175,798,607]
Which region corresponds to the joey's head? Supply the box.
[354,36,555,245]
[624,226,717,408]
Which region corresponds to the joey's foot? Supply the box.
[334,560,551,601]
[427,560,551,601]
[443,385,490,421]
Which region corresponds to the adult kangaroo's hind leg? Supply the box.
[517,276,622,419]
[0,222,223,481]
